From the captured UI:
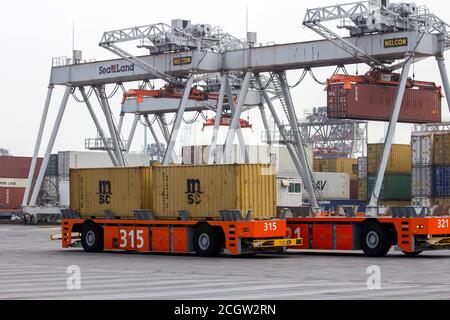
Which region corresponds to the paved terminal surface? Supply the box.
[1,225,450,300]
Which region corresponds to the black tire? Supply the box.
[193,224,223,257]
[361,222,391,257]
[402,251,423,256]
[81,223,104,253]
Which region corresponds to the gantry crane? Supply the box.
[23,0,450,225]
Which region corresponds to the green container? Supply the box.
[367,174,412,201]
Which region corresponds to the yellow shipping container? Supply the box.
[70,167,153,218]
[313,158,358,180]
[358,180,368,201]
[153,164,276,220]
[433,133,450,165]
[367,144,411,174]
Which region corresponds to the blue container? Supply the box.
[433,166,450,197]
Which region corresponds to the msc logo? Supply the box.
[97,180,112,205]
[185,179,203,205]
[173,56,192,66]
[384,37,408,48]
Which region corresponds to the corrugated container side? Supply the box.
[412,166,432,197]
[358,180,368,201]
[45,154,59,177]
[70,167,152,218]
[367,174,412,201]
[152,164,276,220]
[433,134,450,165]
[433,165,450,197]
[59,151,151,180]
[327,83,441,123]
[306,172,350,200]
[0,156,43,179]
[350,180,358,200]
[368,144,411,174]
[358,157,367,179]
[411,133,433,165]
[313,158,358,180]
[0,188,25,209]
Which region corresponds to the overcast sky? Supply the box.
[1,0,449,157]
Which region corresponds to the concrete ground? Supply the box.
[0,225,449,300]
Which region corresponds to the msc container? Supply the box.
[153,164,276,220]
[411,133,433,165]
[304,172,350,200]
[358,157,367,179]
[327,83,442,123]
[367,144,411,174]
[358,180,368,201]
[70,167,153,218]
[368,174,412,201]
[433,165,450,198]
[59,151,152,180]
[276,178,303,209]
[313,158,358,180]
[412,166,432,198]
[433,133,450,165]
[0,156,43,179]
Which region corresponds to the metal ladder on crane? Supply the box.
[271,72,323,202]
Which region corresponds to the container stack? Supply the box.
[432,133,450,206]
[367,144,412,205]
[313,158,358,199]
[411,133,433,208]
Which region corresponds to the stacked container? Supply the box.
[411,132,434,207]
[432,133,450,205]
[313,158,359,199]
[69,164,277,220]
[367,144,412,203]
[0,156,43,209]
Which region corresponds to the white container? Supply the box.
[274,146,313,178]
[58,180,70,207]
[182,146,203,165]
[412,166,432,197]
[358,157,367,179]
[303,172,350,200]
[411,133,433,165]
[276,178,303,208]
[58,151,151,180]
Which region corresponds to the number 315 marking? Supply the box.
[438,219,449,229]
[264,222,277,232]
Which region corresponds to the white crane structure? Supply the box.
[22,1,450,219]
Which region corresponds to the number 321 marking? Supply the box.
[437,219,449,229]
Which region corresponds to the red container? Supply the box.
[0,188,25,209]
[0,156,42,179]
[327,83,442,123]
[350,180,359,200]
